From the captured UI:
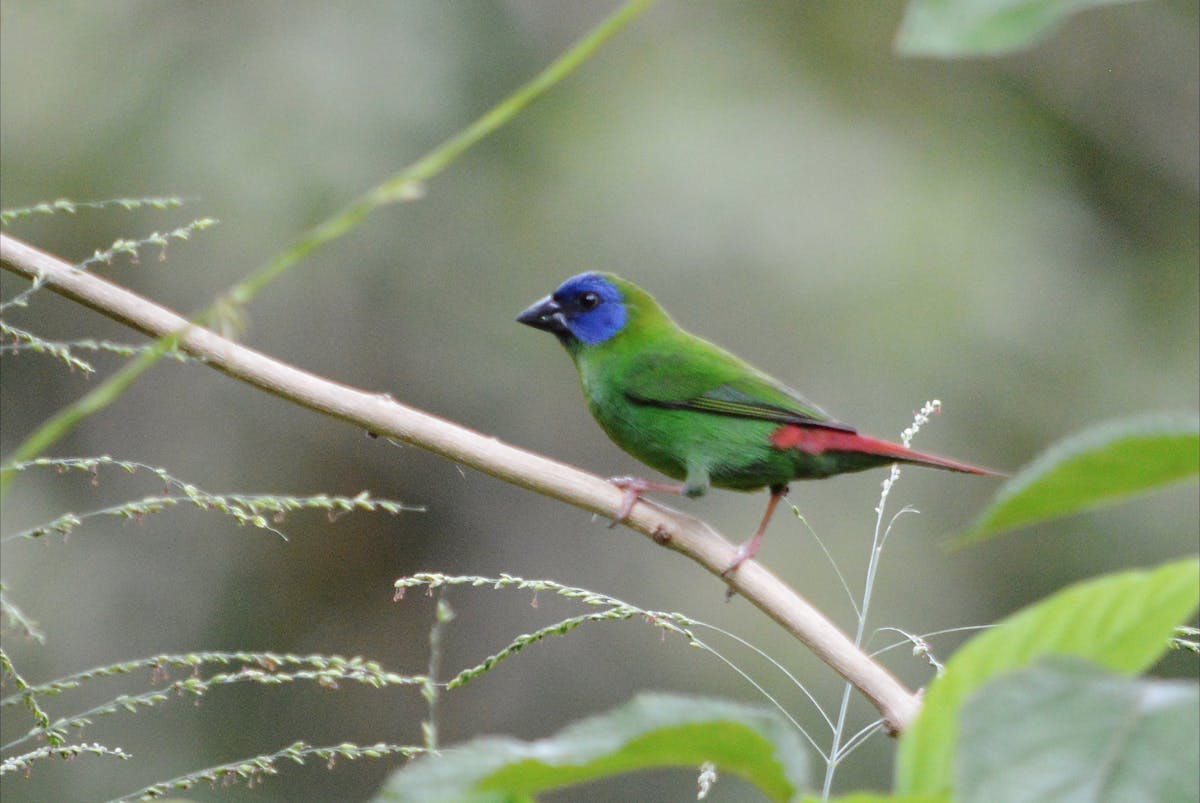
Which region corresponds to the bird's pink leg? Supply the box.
[722,484,788,580]
[607,476,686,527]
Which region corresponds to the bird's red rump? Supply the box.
[769,424,902,456]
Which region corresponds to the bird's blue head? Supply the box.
[516,272,627,345]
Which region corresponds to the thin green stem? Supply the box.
[821,400,942,797]
[229,0,658,306]
[422,590,454,752]
[1,333,184,493]
[822,468,897,796]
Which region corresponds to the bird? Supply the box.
[517,272,999,579]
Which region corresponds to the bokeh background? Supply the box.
[2,1,1197,800]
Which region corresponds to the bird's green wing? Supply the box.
[621,337,855,432]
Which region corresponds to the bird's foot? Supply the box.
[720,485,786,599]
[720,540,760,599]
[606,476,685,528]
[720,541,758,580]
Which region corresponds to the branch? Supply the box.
[0,233,922,734]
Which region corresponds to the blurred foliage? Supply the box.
[896,557,1199,796]
[956,659,1199,803]
[896,0,1147,56]
[960,413,1200,543]
[1,1,1196,801]
[375,692,809,802]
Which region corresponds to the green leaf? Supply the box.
[896,0,1145,57]
[372,693,808,803]
[958,413,1199,545]
[896,557,1200,797]
[957,659,1200,803]
[806,792,945,796]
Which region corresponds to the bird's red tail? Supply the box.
[769,425,1001,476]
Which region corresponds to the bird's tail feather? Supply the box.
[770,424,1001,476]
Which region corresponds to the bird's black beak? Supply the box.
[516,295,568,335]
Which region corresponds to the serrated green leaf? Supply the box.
[958,414,1199,545]
[896,557,1200,797]
[372,693,808,803]
[895,0,1144,57]
[957,659,1199,803]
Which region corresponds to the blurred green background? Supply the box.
[2,1,1197,800]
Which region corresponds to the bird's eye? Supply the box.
[579,292,600,310]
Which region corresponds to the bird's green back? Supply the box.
[567,275,840,424]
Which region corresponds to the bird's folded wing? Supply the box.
[621,345,855,432]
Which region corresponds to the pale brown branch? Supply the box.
[0,232,921,733]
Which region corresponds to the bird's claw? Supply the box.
[721,548,750,580]
[720,547,750,599]
[607,476,648,528]
[605,476,688,527]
